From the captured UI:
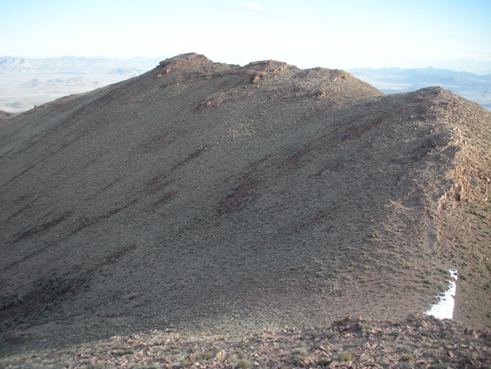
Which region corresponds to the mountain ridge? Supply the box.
[0,53,490,354]
[2,56,490,113]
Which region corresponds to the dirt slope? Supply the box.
[0,53,490,354]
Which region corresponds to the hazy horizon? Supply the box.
[1,55,491,75]
[1,0,490,73]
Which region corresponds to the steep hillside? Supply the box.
[0,53,490,354]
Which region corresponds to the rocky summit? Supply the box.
[0,53,490,357]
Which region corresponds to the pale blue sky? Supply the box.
[1,0,490,72]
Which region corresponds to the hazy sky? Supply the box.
[1,0,490,72]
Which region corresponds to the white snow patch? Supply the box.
[425,268,458,320]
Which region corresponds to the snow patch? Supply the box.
[425,268,458,320]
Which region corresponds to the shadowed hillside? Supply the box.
[0,53,490,354]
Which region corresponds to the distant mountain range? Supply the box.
[0,56,160,112]
[350,67,491,110]
[0,56,159,74]
[21,77,99,89]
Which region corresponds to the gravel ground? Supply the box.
[1,315,489,368]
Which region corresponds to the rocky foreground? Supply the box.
[1,316,489,369]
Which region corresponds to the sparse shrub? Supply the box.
[439,331,451,339]
[111,348,134,356]
[317,358,332,367]
[180,352,198,367]
[397,344,412,353]
[401,352,415,362]
[290,347,308,365]
[198,351,214,361]
[236,359,251,369]
[291,354,306,366]
[179,356,193,367]
[293,347,308,355]
[338,351,355,362]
